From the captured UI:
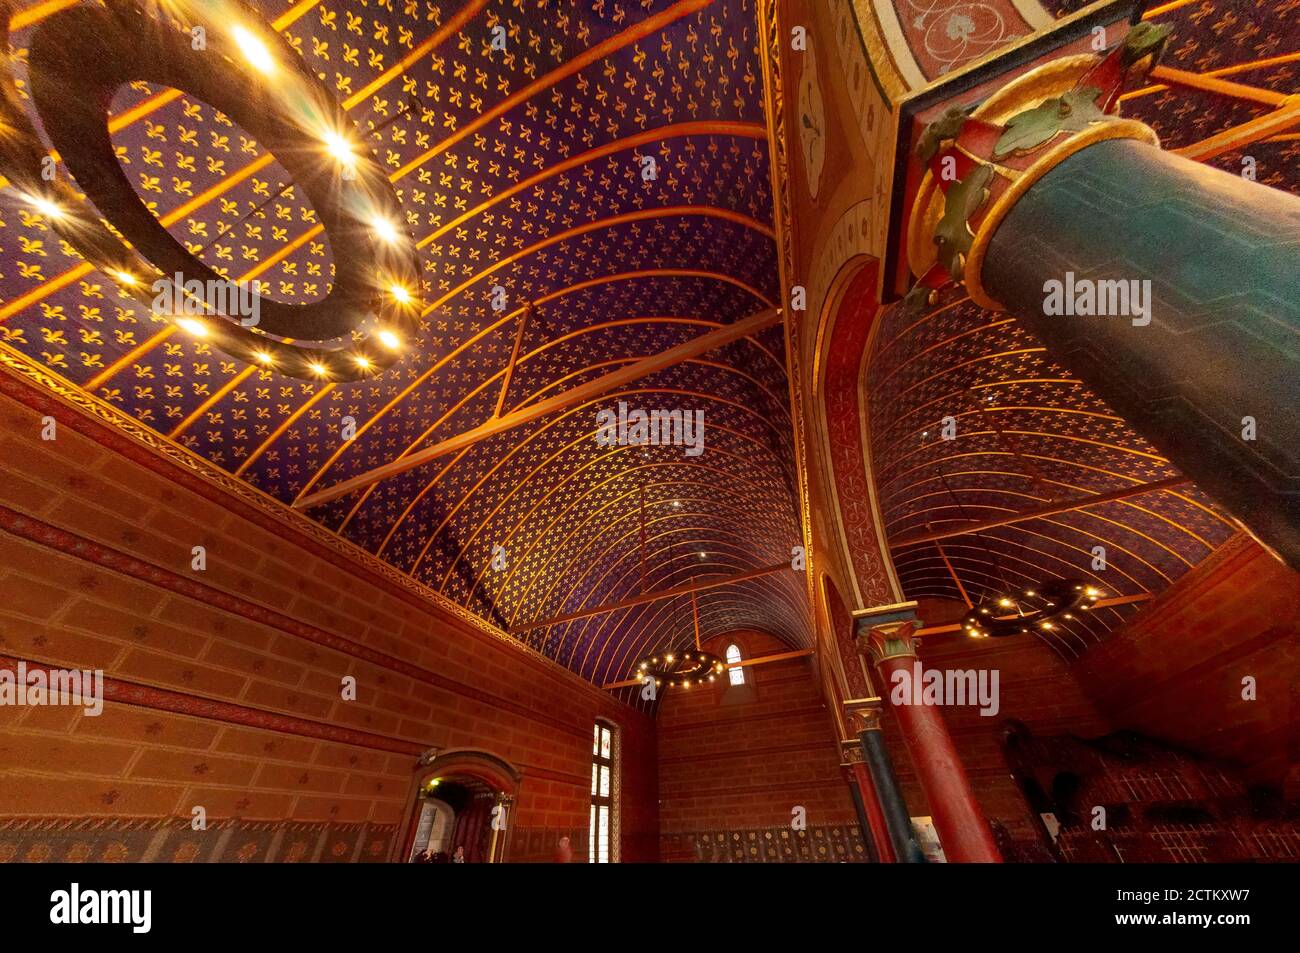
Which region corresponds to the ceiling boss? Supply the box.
[0,0,420,380]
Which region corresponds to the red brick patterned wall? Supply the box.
[0,388,657,862]
[881,537,1300,858]
[656,629,857,860]
[1074,535,1300,794]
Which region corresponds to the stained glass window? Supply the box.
[726,643,745,685]
[589,722,616,862]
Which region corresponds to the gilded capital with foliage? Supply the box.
[904,24,1171,313]
[845,703,885,734]
[857,619,921,666]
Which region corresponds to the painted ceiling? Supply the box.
[0,0,808,703]
[0,0,1292,693]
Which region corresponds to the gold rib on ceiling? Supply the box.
[414,418,786,581]
[520,509,800,650]
[296,288,777,504]
[429,381,787,566]
[452,431,789,604]
[352,350,782,539]
[23,0,736,397]
[517,482,770,622]
[388,0,712,182]
[40,0,487,386]
[0,0,796,683]
[419,205,776,317]
[417,120,767,248]
[594,574,810,680]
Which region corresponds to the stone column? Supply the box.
[858,613,1002,862]
[978,139,1300,567]
[846,702,925,863]
[841,737,892,862]
[487,793,513,863]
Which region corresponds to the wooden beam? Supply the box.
[933,535,973,608]
[912,592,1154,636]
[890,476,1190,548]
[1146,65,1291,108]
[1174,97,1300,161]
[1120,54,1300,103]
[508,561,791,634]
[690,589,701,651]
[294,307,782,509]
[493,304,532,418]
[1141,0,1200,18]
[602,647,813,689]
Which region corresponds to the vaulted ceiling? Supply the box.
[1,0,1292,698]
[0,0,808,703]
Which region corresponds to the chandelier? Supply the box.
[634,650,725,690]
[962,579,1102,638]
[0,0,420,381]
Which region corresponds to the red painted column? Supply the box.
[861,621,1002,863]
[847,752,896,863]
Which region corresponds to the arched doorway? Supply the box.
[396,749,522,863]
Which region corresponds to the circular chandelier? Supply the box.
[962,579,1102,638]
[634,649,725,690]
[0,0,420,381]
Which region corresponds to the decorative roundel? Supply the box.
[633,649,726,689]
[961,578,1102,638]
[0,0,420,380]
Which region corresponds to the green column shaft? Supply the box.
[982,139,1300,567]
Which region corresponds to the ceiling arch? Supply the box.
[865,293,1238,659]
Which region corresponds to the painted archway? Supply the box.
[394,749,523,864]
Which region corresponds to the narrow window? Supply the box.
[726,643,745,685]
[589,721,618,862]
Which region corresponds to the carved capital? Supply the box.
[844,700,884,734]
[904,26,1169,312]
[857,620,922,666]
[852,600,921,667]
[840,739,866,764]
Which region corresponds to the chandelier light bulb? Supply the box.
[24,193,65,220]
[232,25,275,75]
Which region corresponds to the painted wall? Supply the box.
[655,629,863,861]
[0,387,657,862]
[1074,535,1300,795]
[886,536,1300,861]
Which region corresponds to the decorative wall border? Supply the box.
[0,815,399,864]
[0,652,590,789]
[0,502,593,741]
[0,653,423,755]
[757,0,818,621]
